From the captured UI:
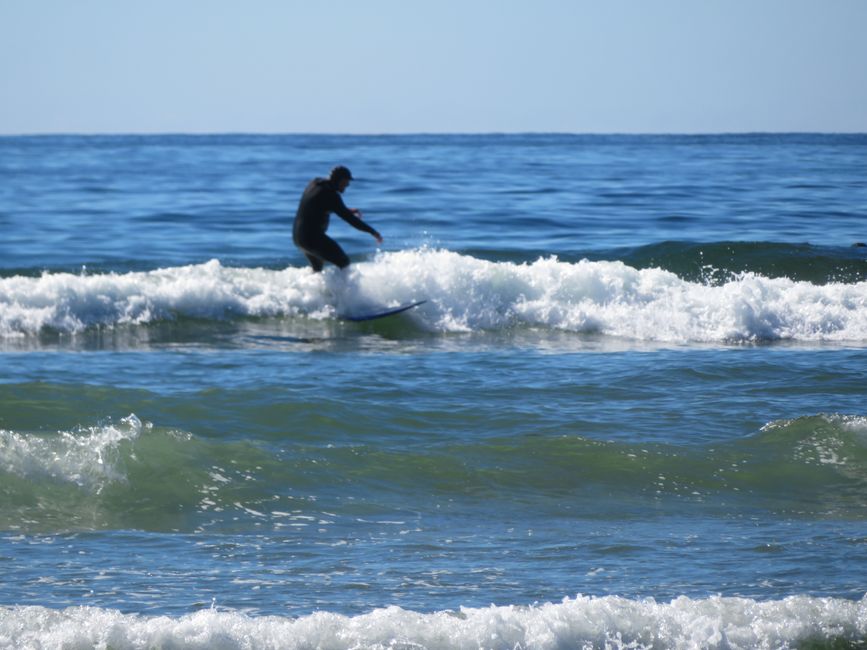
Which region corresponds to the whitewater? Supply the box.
[2,250,866,343]
[3,595,866,650]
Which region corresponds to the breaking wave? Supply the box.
[1,594,865,649]
[2,413,866,533]
[1,249,866,343]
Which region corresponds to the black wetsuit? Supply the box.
[293,177,378,271]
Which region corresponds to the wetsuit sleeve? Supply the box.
[331,192,379,236]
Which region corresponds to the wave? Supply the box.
[615,240,867,285]
[0,414,300,533]
[468,241,867,285]
[1,249,866,344]
[2,413,866,533]
[1,595,865,649]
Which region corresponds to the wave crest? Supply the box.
[1,250,866,343]
[2,595,865,649]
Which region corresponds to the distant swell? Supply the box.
[1,595,865,649]
[1,249,866,343]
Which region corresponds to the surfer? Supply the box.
[293,165,383,272]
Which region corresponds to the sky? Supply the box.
[1,0,866,134]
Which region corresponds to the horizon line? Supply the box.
[2,130,866,138]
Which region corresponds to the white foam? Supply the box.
[1,595,864,649]
[2,251,866,343]
[0,260,332,337]
[0,415,145,493]
[378,249,867,342]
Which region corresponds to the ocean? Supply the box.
[1,133,866,649]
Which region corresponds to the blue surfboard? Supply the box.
[343,300,427,322]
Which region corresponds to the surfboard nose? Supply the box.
[343,300,427,322]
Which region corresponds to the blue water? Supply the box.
[1,134,866,649]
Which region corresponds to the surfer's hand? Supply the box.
[373,232,383,244]
[351,208,363,218]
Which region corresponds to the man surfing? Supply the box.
[293,165,382,272]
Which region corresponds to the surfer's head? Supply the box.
[330,165,353,192]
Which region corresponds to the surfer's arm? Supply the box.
[333,196,382,243]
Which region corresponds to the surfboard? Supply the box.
[343,300,427,322]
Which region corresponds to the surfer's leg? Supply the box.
[313,235,350,269]
[303,252,325,272]
[298,235,350,271]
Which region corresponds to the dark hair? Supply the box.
[330,165,353,181]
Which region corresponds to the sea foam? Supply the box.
[1,595,864,649]
[0,414,145,494]
[1,250,866,342]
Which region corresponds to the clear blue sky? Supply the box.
[2,0,866,134]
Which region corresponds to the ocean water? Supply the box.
[1,133,866,649]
